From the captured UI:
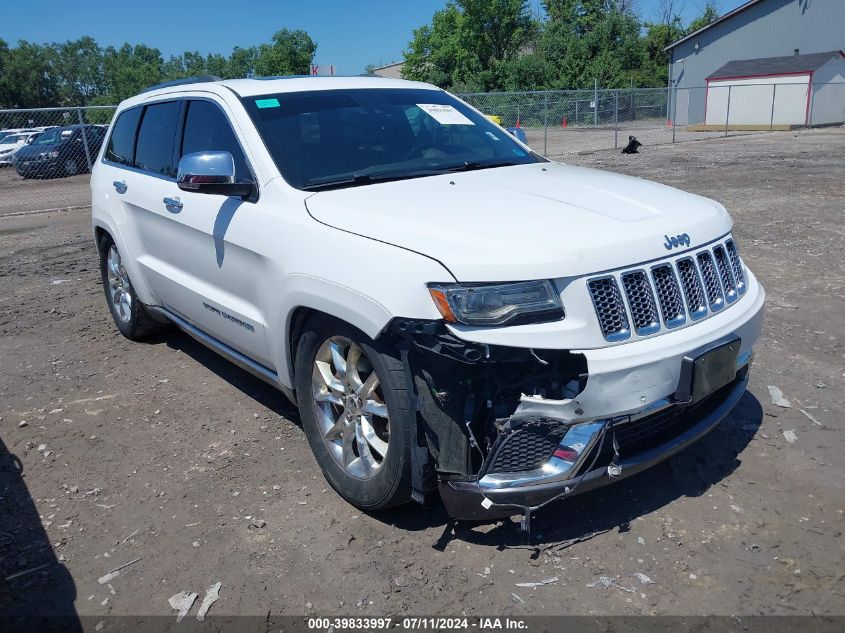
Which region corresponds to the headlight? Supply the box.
[427,280,563,326]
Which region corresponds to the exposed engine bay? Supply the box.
[388,318,589,477]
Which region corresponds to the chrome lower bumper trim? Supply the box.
[439,370,749,519]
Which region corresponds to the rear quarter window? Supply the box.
[105,108,142,165]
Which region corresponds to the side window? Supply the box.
[181,100,251,182]
[134,101,180,177]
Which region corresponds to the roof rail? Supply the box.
[141,75,222,93]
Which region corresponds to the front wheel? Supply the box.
[295,316,413,510]
[64,159,78,177]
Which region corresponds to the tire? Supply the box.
[64,159,78,177]
[295,315,413,510]
[98,233,163,340]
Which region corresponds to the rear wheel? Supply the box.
[295,316,413,510]
[64,158,78,177]
[98,234,163,340]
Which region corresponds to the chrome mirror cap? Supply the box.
[176,151,254,198]
[177,151,235,188]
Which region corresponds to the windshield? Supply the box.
[33,129,63,145]
[241,88,539,190]
[1,134,25,144]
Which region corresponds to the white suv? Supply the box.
[91,76,765,522]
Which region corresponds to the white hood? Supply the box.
[305,162,732,281]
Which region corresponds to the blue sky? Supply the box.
[2,0,744,75]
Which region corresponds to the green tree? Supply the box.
[226,46,258,79]
[0,41,57,108]
[538,1,644,88]
[253,29,317,77]
[102,43,164,102]
[686,2,720,35]
[403,3,469,87]
[53,36,105,104]
[638,19,684,86]
[403,0,536,91]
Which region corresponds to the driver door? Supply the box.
[156,98,271,365]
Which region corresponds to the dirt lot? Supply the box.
[522,121,764,156]
[1,129,843,623]
[0,166,91,217]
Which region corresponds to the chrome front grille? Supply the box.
[621,271,660,335]
[587,237,747,342]
[713,245,737,303]
[696,251,725,311]
[587,277,631,341]
[651,264,686,328]
[677,257,708,320]
[725,239,746,295]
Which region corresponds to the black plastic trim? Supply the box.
[439,370,749,519]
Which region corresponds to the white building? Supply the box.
[704,50,845,127]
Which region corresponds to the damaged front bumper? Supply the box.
[439,367,748,519]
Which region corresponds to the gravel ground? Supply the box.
[0,166,91,217]
[0,128,843,622]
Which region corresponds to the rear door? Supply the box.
[110,100,184,303]
[153,97,270,365]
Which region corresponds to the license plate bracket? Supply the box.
[676,337,740,403]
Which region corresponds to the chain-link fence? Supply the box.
[0,106,116,216]
[459,81,845,157]
[1,82,843,216]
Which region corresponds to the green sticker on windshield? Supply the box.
[255,98,280,109]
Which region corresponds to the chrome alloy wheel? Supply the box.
[106,245,132,323]
[311,336,390,479]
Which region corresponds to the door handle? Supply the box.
[113,180,127,194]
[163,196,183,211]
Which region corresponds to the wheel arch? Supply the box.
[273,277,394,389]
[90,216,157,307]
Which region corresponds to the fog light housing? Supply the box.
[547,420,605,476]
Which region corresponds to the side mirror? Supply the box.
[177,151,254,197]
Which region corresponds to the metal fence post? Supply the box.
[769,84,777,132]
[614,90,619,149]
[593,79,598,126]
[724,86,732,138]
[672,87,677,143]
[76,107,92,170]
[543,92,549,156]
[807,83,815,128]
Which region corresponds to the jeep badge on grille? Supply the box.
[663,233,691,250]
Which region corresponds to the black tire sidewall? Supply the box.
[98,234,145,339]
[295,316,412,510]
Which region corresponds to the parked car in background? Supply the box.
[0,131,40,165]
[15,125,106,178]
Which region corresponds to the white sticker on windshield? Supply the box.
[417,103,474,125]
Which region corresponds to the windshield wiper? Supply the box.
[302,169,448,192]
[447,160,521,172]
[301,160,523,192]
[302,174,377,191]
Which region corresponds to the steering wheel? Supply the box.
[402,143,442,161]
